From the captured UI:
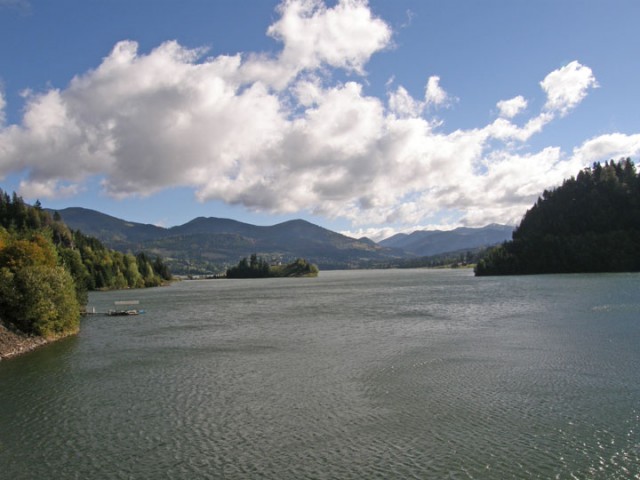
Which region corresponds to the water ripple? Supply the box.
[1,270,639,479]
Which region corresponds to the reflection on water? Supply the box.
[1,270,639,479]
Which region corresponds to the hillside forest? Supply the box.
[0,190,172,338]
[476,158,640,275]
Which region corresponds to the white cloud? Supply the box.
[0,88,5,126]
[0,1,633,235]
[388,85,423,118]
[292,77,324,106]
[496,95,527,118]
[572,132,640,166]
[540,60,598,115]
[266,0,391,81]
[485,112,554,143]
[424,75,449,107]
[18,178,81,199]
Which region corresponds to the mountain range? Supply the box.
[379,224,515,257]
[52,207,513,274]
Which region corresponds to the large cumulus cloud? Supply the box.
[1,0,639,236]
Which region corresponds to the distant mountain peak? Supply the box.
[379,224,514,256]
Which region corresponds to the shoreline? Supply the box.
[0,323,57,360]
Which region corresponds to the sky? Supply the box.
[1,0,639,241]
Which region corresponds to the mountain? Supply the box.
[379,224,514,257]
[53,208,401,274]
[169,216,260,237]
[47,207,168,249]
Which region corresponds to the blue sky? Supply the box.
[1,0,639,240]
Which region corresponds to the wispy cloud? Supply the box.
[424,76,451,108]
[0,0,637,232]
[0,88,6,126]
[0,0,31,14]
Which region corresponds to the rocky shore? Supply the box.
[0,322,51,360]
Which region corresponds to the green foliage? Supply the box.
[226,254,319,278]
[0,234,58,271]
[70,229,172,289]
[0,191,52,232]
[0,231,80,337]
[57,247,90,305]
[476,158,640,275]
[273,258,319,277]
[226,254,271,278]
[0,188,173,337]
[0,265,80,337]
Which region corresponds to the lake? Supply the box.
[1,269,639,479]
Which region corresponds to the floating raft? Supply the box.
[107,300,146,316]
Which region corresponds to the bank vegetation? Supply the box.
[0,190,172,357]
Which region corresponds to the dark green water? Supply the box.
[1,269,639,479]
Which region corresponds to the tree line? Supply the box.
[476,158,640,275]
[226,254,319,278]
[0,190,172,337]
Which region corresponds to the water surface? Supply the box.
[1,269,639,478]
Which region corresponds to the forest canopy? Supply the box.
[475,158,640,275]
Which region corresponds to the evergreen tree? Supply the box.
[476,158,640,275]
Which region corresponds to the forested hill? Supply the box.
[0,190,171,339]
[53,209,398,273]
[475,158,640,275]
